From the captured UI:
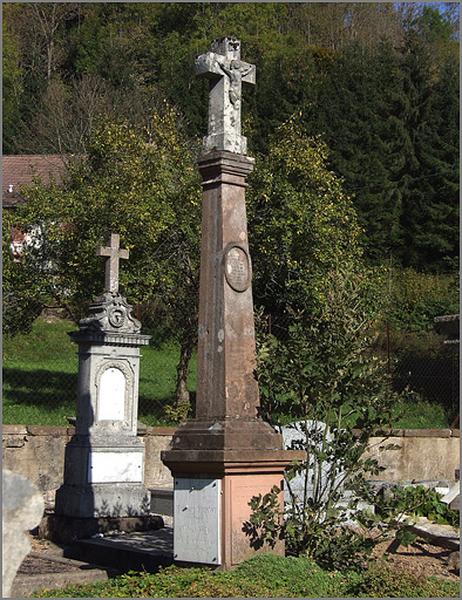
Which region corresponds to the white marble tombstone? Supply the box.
[55,291,151,518]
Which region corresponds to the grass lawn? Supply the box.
[2,317,196,426]
[33,553,459,598]
[3,317,449,428]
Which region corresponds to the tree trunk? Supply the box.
[175,337,194,408]
[47,39,53,82]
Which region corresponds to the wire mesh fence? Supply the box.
[392,345,459,424]
[2,311,459,427]
[2,313,185,427]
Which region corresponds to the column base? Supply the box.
[38,512,164,544]
[55,483,151,518]
[163,444,303,570]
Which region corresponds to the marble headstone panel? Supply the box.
[278,420,345,506]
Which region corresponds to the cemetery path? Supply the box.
[11,535,115,598]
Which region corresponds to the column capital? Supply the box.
[197,150,254,187]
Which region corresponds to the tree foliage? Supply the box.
[248,117,363,318]
[4,105,202,406]
[3,2,458,271]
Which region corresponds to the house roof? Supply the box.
[2,154,67,208]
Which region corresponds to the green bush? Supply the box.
[249,265,400,571]
[377,484,460,528]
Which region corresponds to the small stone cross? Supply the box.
[196,37,256,155]
[96,233,129,293]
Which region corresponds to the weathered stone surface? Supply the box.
[3,435,26,448]
[3,428,459,504]
[196,38,255,154]
[2,425,28,435]
[403,428,451,438]
[2,470,44,598]
[365,435,460,482]
[26,425,67,437]
[55,233,151,519]
[279,421,345,505]
[2,432,68,500]
[441,481,460,512]
[74,292,147,339]
[96,232,129,293]
[162,151,289,470]
[163,40,297,569]
[38,513,163,544]
[143,434,174,488]
[408,516,460,551]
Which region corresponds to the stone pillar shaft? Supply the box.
[162,151,303,569]
[196,151,258,420]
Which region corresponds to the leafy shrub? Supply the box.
[2,212,45,336]
[246,264,401,571]
[377,484,460,528]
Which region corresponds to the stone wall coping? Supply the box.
[2,425,28,435]
[141,426,177,436]
[2,424,178,437]
[1,425,459,438]
[25,426,70,437]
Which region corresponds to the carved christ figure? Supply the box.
[218,59,253,108]
[195,38,256,154]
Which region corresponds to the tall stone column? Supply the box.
[162,38,301,570]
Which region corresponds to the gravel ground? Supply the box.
[373,537,460,581]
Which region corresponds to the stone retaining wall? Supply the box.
[365,429,460,483]
[2,426,460,504]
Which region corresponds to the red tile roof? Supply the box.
[2,155,67,208]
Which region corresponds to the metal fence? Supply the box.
[392,345,459,423]
[2,312,459,427]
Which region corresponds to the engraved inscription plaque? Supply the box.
[88,451,143,483]
[174,478,221,564]
[224,246,250,292]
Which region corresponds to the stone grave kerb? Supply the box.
[162,39,303,570]
[55,234,151,519]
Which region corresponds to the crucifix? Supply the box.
[96,233,129,293]
[163,38,298,570]
[195,37,256,155]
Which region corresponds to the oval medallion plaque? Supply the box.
[108,307,125,328]
[224,245,250,292]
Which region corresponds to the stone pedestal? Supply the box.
[162,151,300,569]
[55,292,151,518]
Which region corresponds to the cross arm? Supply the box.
[96,246,111,258]
[240,63,256,85]
[196,52,256,86]
[195,51,224,79]
[96,246,129,258]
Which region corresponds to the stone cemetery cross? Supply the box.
[195,37,256,154]
[55,232,151,532]
[162,38,302,570]
[96,233,129,293]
